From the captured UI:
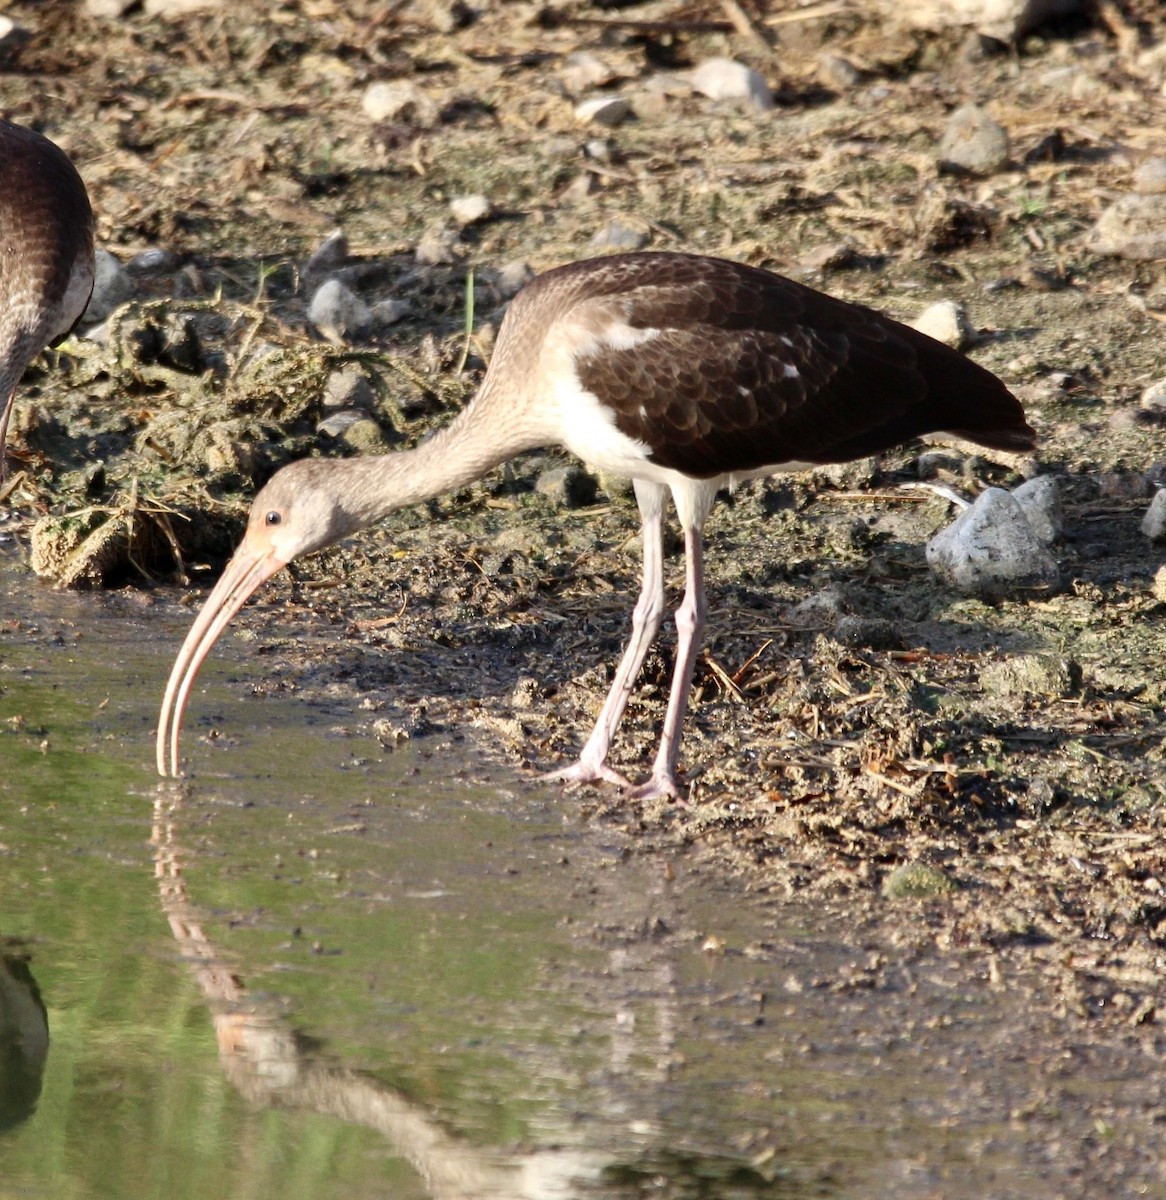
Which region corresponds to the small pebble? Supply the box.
[421,0,474,34]
[981,653,1077,699]
[917,450,963,478]
[535,465,598,509]
[787,586,848,626]
[83,0,137,13]
[882,862,957,899]
[629,90,669,122]
[937,103,1010,175]
[323,369,376,411]
[818,53,861,89]
[415,223,460,265]
[926,487,1059,597]
[574,96,631,127]
[317,409,364,439]
[339,417,392,455]
[449,193,491,225]
[1142,490,1166,543]
[127,247,181,274]
[690,57,774,111]
[911,300,976,350]
[371,297,410,326]
[596,468,634,499]
[1088,195,1166,261]
[143,0,222,12]
[559,51,616,96]
[361,80,437,126]
[494,260,535,299]
[589,218,650,252]
[308,278,374,342]
[801,242,858,271]
[833,616,902,651]
[80,249,134,328]
[303,230,349,291]
[1152,564,1166,604]
[1141,379,1166,412]
[1012,476,1062,543]
[1133,157,1166,195]
[886,0,1084,42]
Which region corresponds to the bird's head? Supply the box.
[156,456,368,778]
[244,457,366,565]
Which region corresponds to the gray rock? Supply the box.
[1088,195,1166,261]
[1134,158,1166,195]
[690,57,774,111]
[81,249,134,327]
[1153,563,1166,604]
[787,585,848,626]
[303,230,349,292]
[981,653,1077,699]
[308,278,374,342]
[415,223,460,265]
[800,241,858,271]
[371,297,411,326]
[877,0,1082,42]
[317,409,364,438]
[917,450,964,478]
[535,465,598,509]
[911,299,976,350]
[83,0,138,13]
[559,52,616,97]
[589,218,650,252]
[818,53,861,89]
[127,247,181,274]
[833,616,902,651]
[339,416,392,455]
[1141,378,1166,412]
[361,80,437,126]
[144,0,222,12]
[596,468,634,498]
[574,96,632,127]
[882,861,957,899]
[494,260,535,299]
[938,104,1010,175]
[1012,476,1062,544]
[1142,490,1166,543]
[323,369,376,411]
[449,194,491,225]
[926,487,1059,596]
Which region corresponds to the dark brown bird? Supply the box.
[157,252,1035,797]
[0,118,95,480]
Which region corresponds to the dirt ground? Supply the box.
[3,0,1166,1079]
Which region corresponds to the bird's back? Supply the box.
[496,253,1034,481]
[0,120,95,385]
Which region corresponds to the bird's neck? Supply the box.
[331,396,545,532]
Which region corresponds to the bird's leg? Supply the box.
[543,480,668,790]
[628,521,707,802]
[0,389,15,484]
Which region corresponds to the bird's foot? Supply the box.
[625,771,683,803]
[541,758,634,792]
[541,759,685,803]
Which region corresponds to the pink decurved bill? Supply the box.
[156,547,286,777]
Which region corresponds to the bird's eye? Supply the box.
[265,511,282,526]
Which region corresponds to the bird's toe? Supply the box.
[540,759,634,791]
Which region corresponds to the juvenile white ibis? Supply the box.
[0,118,95,481]
[157,251,1035,798]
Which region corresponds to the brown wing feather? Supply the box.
[561,254,1033,478]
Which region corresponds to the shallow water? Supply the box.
[0,555,1160,1199]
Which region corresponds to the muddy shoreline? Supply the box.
[2,2,1166,1164]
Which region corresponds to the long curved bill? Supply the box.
[156,546,288,777]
